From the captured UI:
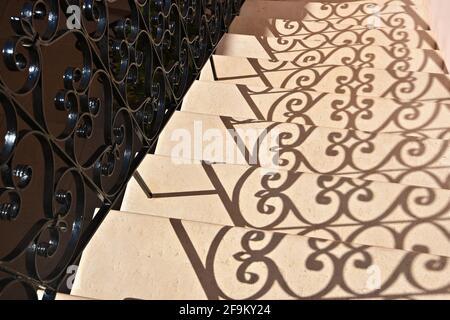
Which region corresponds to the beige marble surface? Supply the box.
[122,154,450,257]
[71,0,450,301]
[239,0,430,29]
[200,55,450,102]
[426,1,450,69]
[156,111,450,190]
[229,16,437,49]
[72,210,450,300]
[183,81,450,140]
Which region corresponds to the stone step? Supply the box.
[53,294,93,300]
[182,81,450,140]
[239,0,430,30]
[229,16,437,49]
[246,0,426,7]
[155,110,450,190]
[71,210,450,299]
[122,154,450,258]
[216,34,447,74]
[200,55,450,102]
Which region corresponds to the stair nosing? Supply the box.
[193,78,443,105]
[174,108,449,145]
[209,53,450,76]
[115,206,450,260]
[238,0,430,31]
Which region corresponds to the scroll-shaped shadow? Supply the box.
[209,56,450,103]
[0,0,244,295]
[198,161,450,256]
[240,1,431,30]
[246,37,447,73]
[302,2,430,30]
[229,16,438,49]
[232,84,450,140]
[218,116,450,190]
[170,218,450,299]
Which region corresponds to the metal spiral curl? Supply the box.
[0,0,242,299]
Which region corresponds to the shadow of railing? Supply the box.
[170,217,450,299]
[218,115,450,189]
[231,84,450,140]
[240,0,431,30]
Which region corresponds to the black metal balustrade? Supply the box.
[0,0,243,300]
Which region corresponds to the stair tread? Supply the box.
[183,80,450,140]
[72,209,450,300]
[239,0,430,30]
[229,16,437,49]
[200,55,450,101]
[122,154,450,258]
[216,34,447,74]
[54,293,93,301]
[249,0,426,7]
[70,0,450,301]
[155,110,450,190]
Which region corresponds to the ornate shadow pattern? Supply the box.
[121,155,450,299]
[170,217,450,299]
[216,115,450,190]
[208,57,450,103]
[0,270,38,299]
[299,2,430,30]
[233,85,450,140]
[0,0,242,299]
[199,162,450,255]
[204,33,449,138]
[248,39,446,73]
[229,15,438,49]
[240,1,431,30]
[130,155,450,271]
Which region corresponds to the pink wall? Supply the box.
[426,0,450,68]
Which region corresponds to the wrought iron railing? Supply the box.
[0,0,242,300]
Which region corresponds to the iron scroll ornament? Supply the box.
[0,0,243,299]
